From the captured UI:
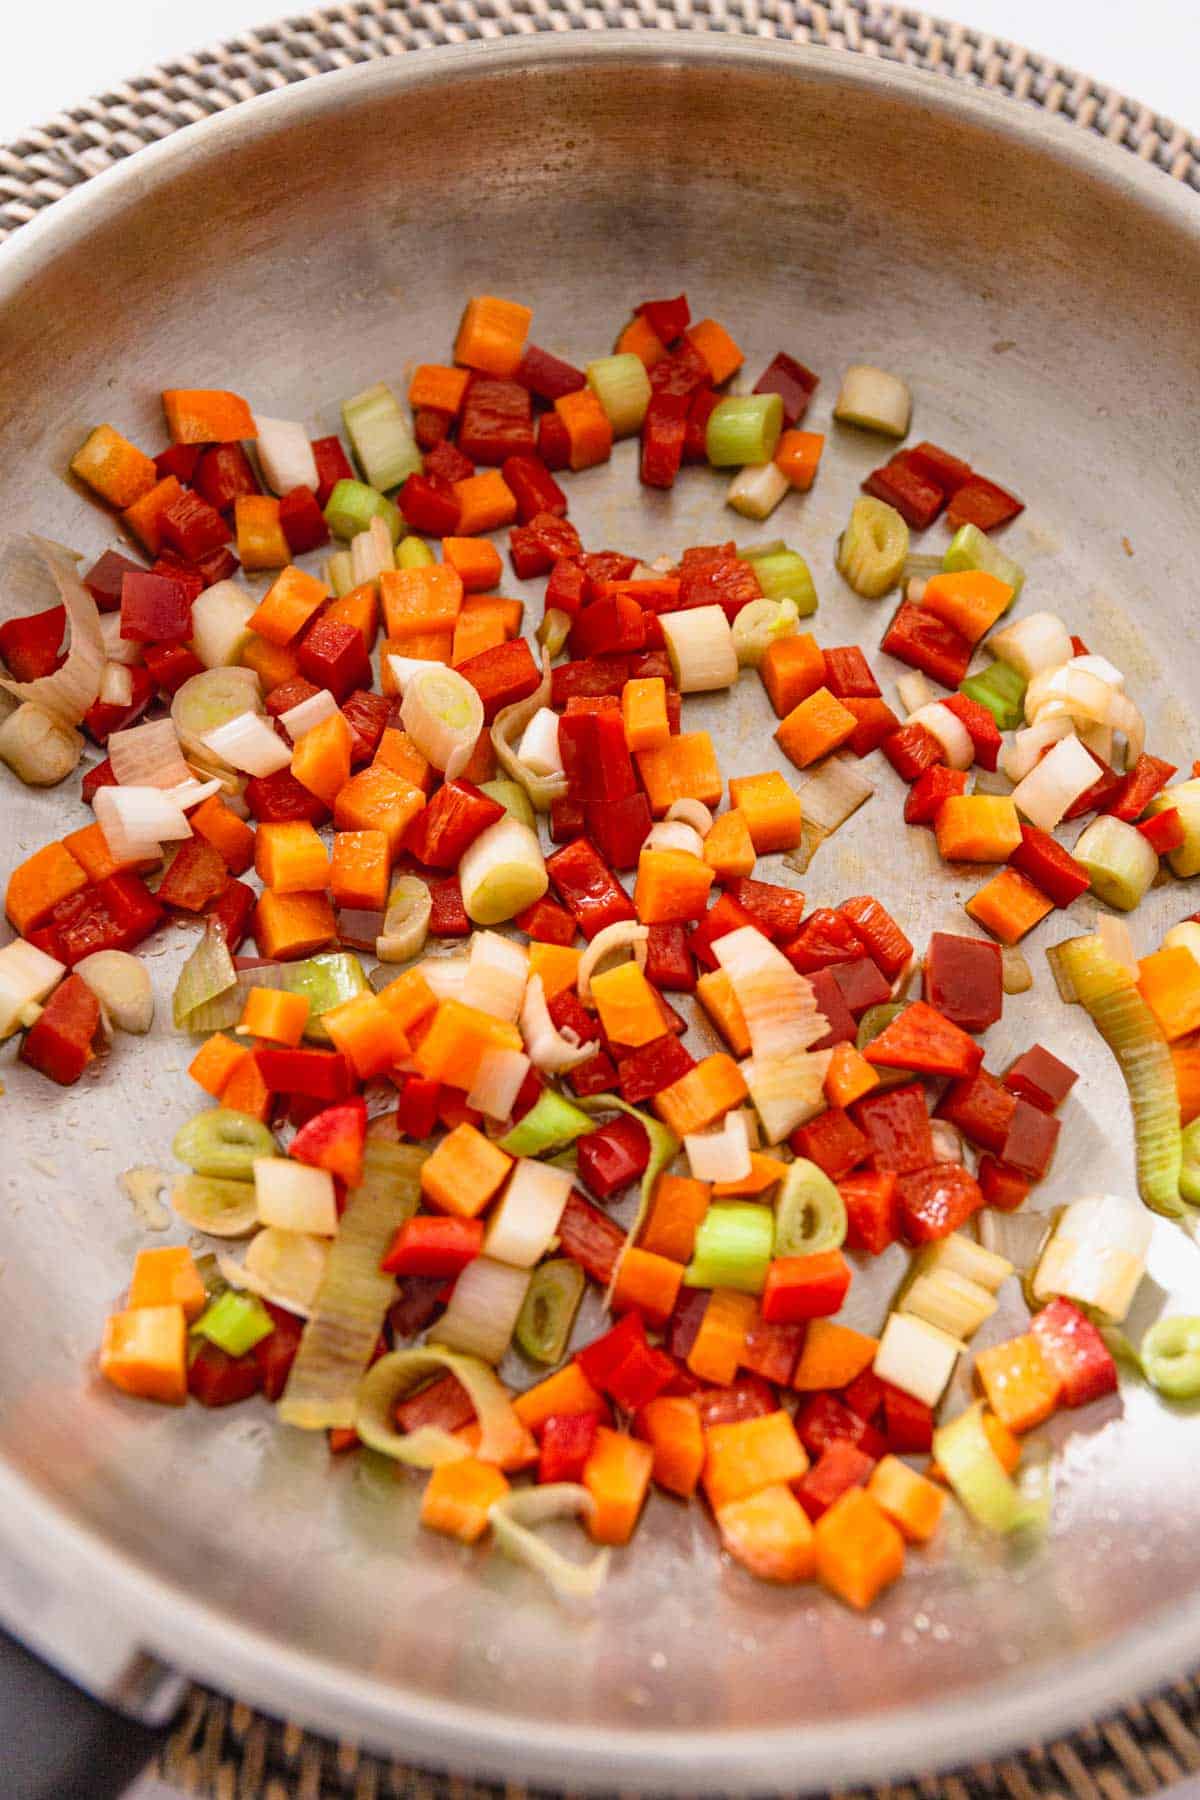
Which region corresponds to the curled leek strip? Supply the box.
[355,1347,526,1469]
[488,1485,610,1600]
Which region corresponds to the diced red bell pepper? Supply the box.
[396,1371,476,1436]
[682,387,718,463]
[809,969,858,1047]
[616,1034,695,1106]
[297,618,371,703]
[883,1386,935,1453]
[1008,823,1091,907]
[863,998,982,1080]
[839,1171,900,1256]
[752,351,818,427]
[387,1277,446,1341]
[569,1047,619,1098]
[398,472,461,537]
[790,1107,869,1181]
[840,896,914,982]
[688,892,761,972]
[407,780,505,869]
[458,377,535,464]
[568,594,647,661]
[546,837,637,941]
[662,1289,710,1363]
[924,931,1003,1033]
[513,343,587,401]
[381,1215,485,1278]
[153,443,201,484]
[1139,808,1185,854]
[1000,1098,1061,1180]
[424,439,475,485]
[253,1302,306,1401]
[60,872,163,964]
[189,1342,262,1407]
[340,689,391,766]
[546,990,601,1049]
[842,1369,887,1422]
[539,1411,599,1485]
[428,876,470,938]
[1104,752,1178,822]
[502,457,568,525]
[896,1162,983,1244]
[83,550,146,613]
[394,1074,442,1140]
[794,1393,886,1462]
[209,879,255,954]
[159,489,230,561]
[904,765,967,824]
[514,897,576,945]
[244,768,329,825]
[119,570,192,643]
[644,922,697,993]
[558,704,637,805]
[311,436,355,507]
[0,600,67,682]
[649,340,709,398]
[437,1090,485,1135]
[195,442,260,512]
[640,392,689,490]
[414,408,451,450]
[586,793,653,872]
[822,646,881,701]
[943,691,1003,771]
[19,974,101,1085]
[156,838,229,913]
[881,722,945,783]
[1062,752,1126,821]
[842,696,902,758]
[782,908,861,973]
[510,514,582,581]
[882,600,973,689]
[936,1072,1017,1155]
[149,556,206,606]
[1003,1044,1078,1112]
[676,554,761,626]
[457,638,541,723]
[171,543,240,588]
[1031,1298,1118,1408]
[695,1376,779,1428]
[976,1155,1032,1213]
[545,557,587,619]
[722,877,806,945]
[557,1190,625,1286]
[255,1046,353,1101]
[576,1312,647,1390]
[739,1311,806,1386]
[852,1084,934,1174]
[607,1342,677,1412]
[796,1440,876,1521]
[946,475,1024,532]
[289,1097,367,1188]
[536,411,571,472]
[576,1113,651,1201]
[279,485,330,555]
[142,641,204,696]
[862,456,944,530]
[762,1251,852,1324]
[903,441,973,496]
[637,294,691,344]
[83,662,156,744]
[828,957,892,1019]
[511,1065,543,1123]
[550,656,630,707]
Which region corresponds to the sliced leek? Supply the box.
[356,1346,525,1468]
[837,497,909,599]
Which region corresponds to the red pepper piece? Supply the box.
[340,689,391,766]
[644,922,697,993]
[883,1386,934,1453]
[537,411,571,472]
[568,594,646,661]
[822,646,881,701]
[311,436,354,507]
[546,837,637,941]
[676,553,761,626]
[289,1097,368,1188]
[782,907,862,973]
[149,556,206,606]
[695,1376,778,1427]
[186,544,241,587]
[1031,1299,1118,1408]
[398,471,461,536]
[266,676,322,719]
[723,876,806,945]
[794,1393,887,1462]
[414,409,451,450]
[576,1114,651,1201]
[862,455,945,529]
[424,439,475,485]
[841,696,901,758]
[83,549,146,613]
[863,998,982,1079]
[796,1440,876,1521]
[828,957,892,1019]
[1008,823,1091,907]
[1140,808,1185,854]
[119,570,192,643]
[637,295,690,344]
[156,839,229,913]
[683,387,718,463]
[244,768,329,825]
[511,1066,543,1123]
[502,455,568,525]
[665,1289,711,1363]
[851,1084,934,1174]
[512,344,587,401]
[1003,1044,1078,1112]
[545,558,587,619]
[0,604,66,680]
[762,1251,852,1323]
[569,1047,620,1098]
[539,1412,600,1485]
[387,1277,446,1341]
[297,617,372,703]
[153,443,201,483]
[1063,753,1126,821]
[607,1342,677,1412]
[649,340,709,398]
[577,1312,647,1390]
[188,1342,262,1407]
[942,691,1003,770]
[947,475,1024,532]
[61,873,163,964]
[252,1303,305,1401]
[19,974,101,1085]
[391,1075,440,1142]
[547,988,601,1048]
[924,931,1003,1033]
[159,488,231,561]
[256,1046,353,1101]
[396,1371,476,1436]
[550,656,629,707]
[616,1033,695,1106]
[195,443,260,512]
[882,600,973,689]
[904,764,967,824]
[1105,752,1178,822]
[407,780,505,869]
[1000,1098,1061,1180]
[839,1171,900,1255]
[840,896,914,981]
[936,1071,1017,1155]
[881,722,944,783]
[790,1106,869,1181]
[510,515,583,583]
[209,878,255,953]
[142,641,204,696]
[903,441,973,496]
[278,485,330,555]
[514,897,576,945]
[896,1162,983,1244]
[842,1369,887,1422]
[579,553,638,604]
[428,876,471,938]
[456,638,541,723]
[976,1155,1032,1213]
[558,706,636,805]
[739,1312,806,1386]
[753,351,819,426]
[586,793,653,871]
[381,1216,485,1278]
[688,892,762,972]
[640,393,689,490]
[458,377,535,465]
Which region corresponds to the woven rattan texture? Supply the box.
[4,3,1199,1794]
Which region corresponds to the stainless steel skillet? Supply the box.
[2,33,1200,1796]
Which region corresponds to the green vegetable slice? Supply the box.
[171,1173,258,1238]
[933,1403,1041,1533]
[172,1108,276,1180]
[775,1159,847,1256]
[515,1258,585,1364]
[1140,1316,1200,1399]
[192,1290,275,1357]
[173,919,237,1030]
[958,660,1027,732]
[356,1347,525,1468]
[500,1090,594,1157]
[685,1201,774,1294]
[1182,1119,1200,1205]
[280,953,368,1041]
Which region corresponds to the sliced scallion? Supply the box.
[192,1289,275,1358]
[1139,1316,1200,1400]
[727,462,789,521]
[515,1258,586,1364]
[323,478,402,545]
[837,497,909,599]
[1074,815,1158,912]
[684,1201,774,1294]
[959,660,1027,732]
[732,597,801,668]
[943,521,1025,598]
[396,535,434,570]
[586,354,651,437]
[932,1403,1033,1533]
[537,607,572,660]
[706,394,784,469]
[173,919,237,1031]
[279,952,368,1041]
[480,778,537,831]
[342,381,422,492]
[324,550,355,598]
[499,1089,593,1158]
[173,1108,277,1181]
[774,1159,846,1257]
[749,548,818,616]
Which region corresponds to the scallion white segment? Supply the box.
[467,1046,532,1121]
[1000,716,1073,783]
[732,597,799,668]
[919,1232,1012,1293]
[873,1312,961,1406]
[0,938,65,1039]
[189,580,258,671]
[900,1268,996,1341]
[833,364,911,437]
[99,611,142,667]
[1006,732,1095,831]
[483,1160,573,1267]
[1032,1193,1151,1322]
[585,354,652,437]
[254,417,319,496]
[727,462,789,522]
[99,662,132,707]
[1074,814,1158,911]
[253,1157,338,1237]
[0,702,82,786]
[400,665,484,779]
[429,1257,532,1364]
[202,710,293,778]
[341,381,422,491]
[515,707,564,778]
[459,817,548,926]
[376,875,431,965]
[661,604,738,694]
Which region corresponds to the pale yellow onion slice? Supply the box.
[108,717,192,789]
[488,1485,610,1601]
[784,755,875,875]
[355,1346,526,1468]
[742,1048,832,1144]
[172,666,263,767]
[713,927,826,1061]
[643,820,705,858]
[521,973,594,1073]
[218,1228,330,1316]
[491,652,568,812]
[376,875,432,964]
[0,536,104,724]
[461,930,529,1023]
[400,665,484,779]
[99,662,132,708]
[74,950,153,1033]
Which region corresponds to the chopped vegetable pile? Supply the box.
[4,288,1200,1609]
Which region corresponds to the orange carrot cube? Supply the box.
[686,1288,756,1385]
[868,1456,946,1544]
[513,1362,605,1432]
[814,1487,905,1609]
[702,1409,808,1510]
[323,989,411,1080]
[727,771,804,854]
[333,767,425,857]
[290,708,354,809]
[4,841,89,935]
[634,846,715,925]
[241,633,301,691]
[329,829,390,911]
[760,634,827,718]
[254,820,331,894]
[380,564,463,640]
[792,1320,879,1391]
[121,476,182,554]
[442,537,502,593]
[99,1304,187,1405]
[621,677,671,752]
[703,809,757,881]
[188,795,256,876]
[716,1483,816,1582]
[526,942,581,1003]
[372,727,433,792]
[162,388,255,444]
[237,986,310,1047]
[252,890,337,961]
[1138,945,1200,1042]
[453,296,532,378]
[70,425,157,509]
[583,1427,654,1545]
[636,731,723,817]
[128,1246,206,1321]
[554,389,613,472]
[247,564,330,646]
[610,1246,684,1329]
[220,1051,273,1121]
[590,958,667,1048]
[412,999,523,1090]
[935,795,1022,862]
[685,318,744,385]
[375,966,437,1034]
[236,495,290,571]
[824,1041,879,1108]
[974,1333,1062,1434]
[965,869,1054,944]
[187,1032,250,1098]
[639,1395,705,1497]
[408,364,471,414]
[695,968,752,1057]
[420,1122,513,1219]
[420,1457,509,1544]
[775,687,857,769]
[774,429,825,492]
[452,471,518,536]
[654,1053,748,1137]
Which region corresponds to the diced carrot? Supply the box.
[188,1032,249,1098]
[188,795,256,876]
[121,476,182,554]
[554,388,613,472]
[640,1173,711,1263]
[814,1487,905,1609]
[1139,946,1200,1042]
[454,295,532,378]
[380,564,463,640]
[633,847,715,926]
[290,708,354,808]
[452,471,518,535]
[935,795,1022,862]
[824,1041,879,1109]
[128,1246,206,1321]
[611,1246,684,1329]
[639,1395,704,1497]
[414,1000,524,1091]
[463,596,523,637]
[774,429,825,492]
[527,941,581,1002]
[247,564,330,646]
[420,1121,513,1219]
[686,318,744,385]
[162,388,255,444]
[1173,1039,1200,1127]
[236,495,291,571]
[333,767,425,856]
[252,890,337,961]
[686,1288,756,1385]
[254,820,331,894]
[408,364,472,414]
[615,314,667,370]
[703,1409,808,1510]
[373,727,433,792]
[760,634,826,718]
[324,583,379,650]
[588,959,664,1048]
[703,809,757,881]
[655,1053,748,1137]
[775,687,857,769]
[241,633,301,692]
[636,731,724,817]
[868,1456,945,1544]
[921,570,1013,644]
[375,966,438,1034]
[974,1333,1062,1434]
[442,537,502,593]
[451,607,507,667]
[5,842,88,935]
[70,425,157,509]
[513,1362,606,1432]
[965,869,1054,945]
[716,1482,816,1582]
[583,1427,654,1545]
[712,1152,789,1199]
[100,1304,187,1405]
[324,990,411,1080]
[329,829,390,911]
[792,1320,879,1392]
[219,1051,273,1121]
[62,821,158,884]
[727,771,804,854]
[453,1417,539,1473]
[238,985,310,1047]
[622,677,671,753]
[420,1457,510,1545]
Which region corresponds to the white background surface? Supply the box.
[3,0,1200,142]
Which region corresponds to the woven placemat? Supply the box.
[5,5,1200,1796]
